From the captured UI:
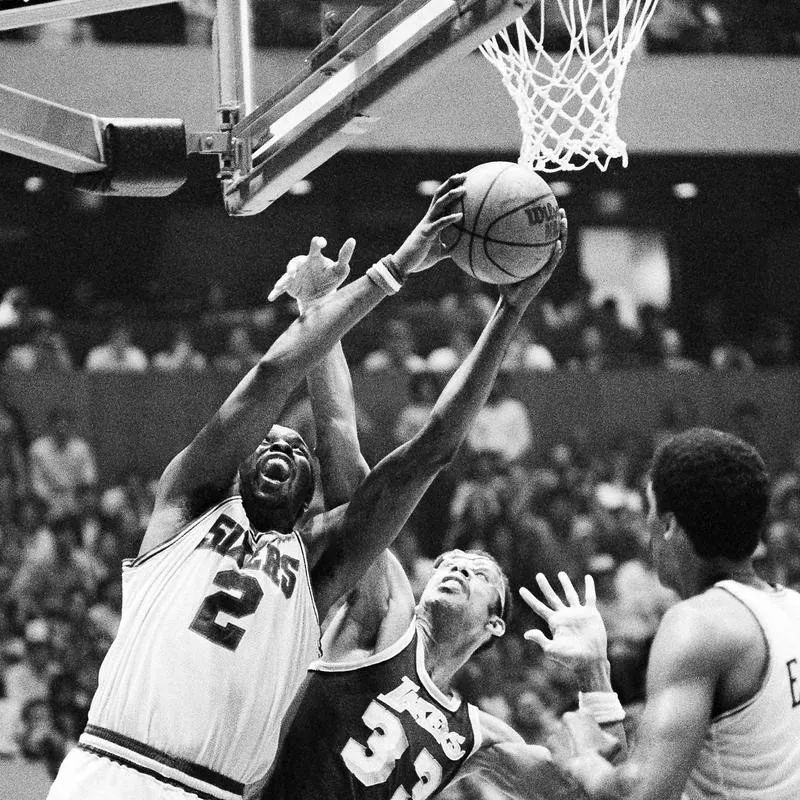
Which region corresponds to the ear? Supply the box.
[486,615,505,639]
[663,512,679,541]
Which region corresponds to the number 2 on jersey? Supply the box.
[189,569,263,651]
[342,701,443,799]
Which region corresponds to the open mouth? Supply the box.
[259,453,293,485]
[440,574,468,594]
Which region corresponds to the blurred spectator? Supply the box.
[212,325,262,373]
[501,327,556,372]
[73,484,106,553]
[28,407,97,515]
[464,372,533,465]
[651,395,699,452]
[594,296,639,368]
[1,620,58,747]
[567,325,612,372]
[0,286,31,331]
[0,396,29,523]
[100,468,156,553]
[635,303,668,367]
[87,578,123,641]
[646,0,728,53]
[3,312,73,372]
[8,494,51,565]
[425,326,475,374]
[152,324,207,371]
[8,515,97,623]
[16,696,68,778]
[393,371,440,445]
[709,343,755,371]
[361,317,426,373]
[752,316,796,366]
[657,327,702,371]
[84,321,148,372]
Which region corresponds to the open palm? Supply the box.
[520,572,608,670]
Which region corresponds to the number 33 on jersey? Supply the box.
[265,623,483,800]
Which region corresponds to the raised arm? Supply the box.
[520,572,627,753]
[142,175,467,554]
[559,603,721,800]
[304,210,568,618]
[269,234,371,507]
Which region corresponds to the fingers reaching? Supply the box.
[308,236,327,257]
[337,237,356,270]
[523,628,552,649]
[519,585,555,624]
[536,573,567,610]
[557,571,581,606]
[268,273,290,302]
[584,574,597,607]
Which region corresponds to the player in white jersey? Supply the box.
[47,175,473,800]
[523,427,800,800]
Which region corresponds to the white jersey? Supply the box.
[50,496,321,800]
[683,580,800,800]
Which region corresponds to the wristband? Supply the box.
[366,255,404,295]
[578,691,626,724]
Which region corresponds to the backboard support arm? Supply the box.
[0,0,532,210]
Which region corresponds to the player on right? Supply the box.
[525,427,800,800]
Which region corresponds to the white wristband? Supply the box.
[366,257,403,295]
[578,691,626,724]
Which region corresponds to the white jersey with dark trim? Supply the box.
[683,580,800,800]
[84,496,321,787]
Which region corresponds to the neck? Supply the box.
[415,614,475,695]
[699,559,763,592]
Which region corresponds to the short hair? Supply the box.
[649,427,769,561]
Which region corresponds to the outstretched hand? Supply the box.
[499,208,568,312]
[392,174,466,278]
[520,571,608,670]
[268,236,356,311]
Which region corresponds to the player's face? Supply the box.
[239,425,313,532]
[422,550,506,627]
[646,480,680,591]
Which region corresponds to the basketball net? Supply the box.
[480,0,660,172]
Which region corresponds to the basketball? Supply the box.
[440,162,560,284]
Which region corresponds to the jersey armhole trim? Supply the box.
[123,496,238,570]
[294,528,323,657]
[311,620,416,672]
[711,581,772,723]
[466,704,484,758]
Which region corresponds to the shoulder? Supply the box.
[474,708,526,747]
[651,591,752,677]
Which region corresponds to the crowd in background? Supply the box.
[1,287,800,784]
[1,0,798,55]
[1,279,797,377]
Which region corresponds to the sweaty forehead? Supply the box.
[438,550,501,575]
[264,425,309,451]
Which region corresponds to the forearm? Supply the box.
[574,659,628,759]
[419,295,525,458]
[258,274,388,390]
[306,339,369,509]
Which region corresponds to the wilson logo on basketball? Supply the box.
[524,202,558,226]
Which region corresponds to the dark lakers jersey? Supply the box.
[265,622,482,800]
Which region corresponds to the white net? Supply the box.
[480,0,660,172]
